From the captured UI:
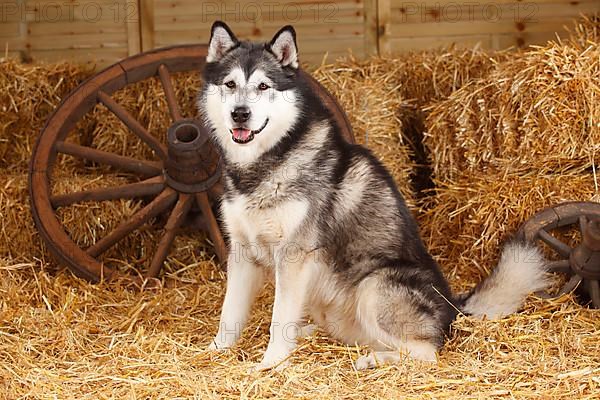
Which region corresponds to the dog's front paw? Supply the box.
[249,348,292,373]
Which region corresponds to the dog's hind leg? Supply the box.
[351,269,446,369]
[209,251,264,351]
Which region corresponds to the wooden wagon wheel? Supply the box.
[29,44,355,283]
[517,201,600,308]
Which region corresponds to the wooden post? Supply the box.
[364,0,379,56]
[139,0,155,51]
[126,0,142,55]
[377,0,391,55]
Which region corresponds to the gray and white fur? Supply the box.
[197,21,551,371]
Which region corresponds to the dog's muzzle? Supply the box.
[230,118,269,144]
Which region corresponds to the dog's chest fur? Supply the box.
[219,122,331,266]
[221,175,310,267]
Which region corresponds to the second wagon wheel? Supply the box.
[29,44,355,283]
[518,201,600,308]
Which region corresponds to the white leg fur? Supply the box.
[209,252,264,350]
[254,253,316,371]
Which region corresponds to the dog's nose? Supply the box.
[231,107,251,123]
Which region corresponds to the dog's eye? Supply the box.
[225,81,236,89]
[258,82,270,91]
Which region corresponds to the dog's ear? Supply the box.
[269,25,298,69]
[207,21,238,62]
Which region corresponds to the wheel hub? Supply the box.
[164,119,221,194]
[570,217,600,281]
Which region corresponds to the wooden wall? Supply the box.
[146,0,377,63]
[379,0,600,53]
[1,0,598,68]
[0,0,139,66]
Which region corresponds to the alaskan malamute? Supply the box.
[197,21,550,371]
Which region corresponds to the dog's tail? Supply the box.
[459,241,551,319]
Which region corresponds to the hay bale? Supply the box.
[0,59,92,171]
[391,46,510,106]
[570,14,600,47]
[315,46,507,107]
[313,48,508,204]
[424,39,600,181]
[0,174,40,261]
[418,170,598,292]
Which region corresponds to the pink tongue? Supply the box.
[232,128,252,141]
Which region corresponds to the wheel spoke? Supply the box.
[146,193,194,278]
[55,141,162,177]
[538,229,571,258]
[97,91,168,160]
[51,176,165,208]
[558,274,582,296]
[589,280,600,308]
[195,192,227,263]
[547,259,572,274]
[86,188,178,258]
[158,64,182,121]
[579,215,588,234]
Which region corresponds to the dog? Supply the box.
[197,21,551,371]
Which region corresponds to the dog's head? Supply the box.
[198,21,302,164]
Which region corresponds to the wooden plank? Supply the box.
[387,34,493,52]
[153,14,365,31]
[21,0,130,23]
[27,20,126,36]
[154,20,365,38]
[27,32,127,50]
[29,48,127,66]
[387,18,593,38]
[0,0,24,22]
[491,30,576,49]
[0,37,25,51]
[0,23,20,37]
[154,1,364,20]
[140,0,155,50]
[390,1,599,24]
[390,0,600,7]
[153,30,363,53]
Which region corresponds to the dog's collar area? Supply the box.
[230,118,269,144]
